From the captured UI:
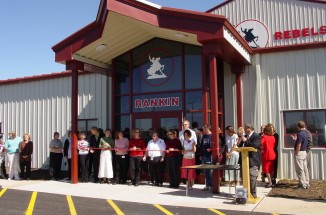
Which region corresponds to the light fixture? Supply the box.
[175,33,187,39]
[96,44,107,52]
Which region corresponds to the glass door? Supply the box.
[132,113,181,139]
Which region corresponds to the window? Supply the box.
[114,115,130,131]
[132,39,182,93]
[185,45,202,89]
[284,110,326,148]
[115,53,130,95]
[78,119,98,133]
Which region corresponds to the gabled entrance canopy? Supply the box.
[52,0,251,190]
[52,0,252,68]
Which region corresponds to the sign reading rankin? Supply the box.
[135,97,180,109]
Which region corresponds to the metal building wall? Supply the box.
[0,73,110,169]
[242,47,326,179]
[223,61,238,128]
[210,0,326,47]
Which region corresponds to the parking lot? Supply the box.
[0,188,276,215]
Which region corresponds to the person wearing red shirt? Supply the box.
[128,128,146,186]
[165,129,182,189]
[261,124,276,188]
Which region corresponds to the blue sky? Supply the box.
[0,0,222,80]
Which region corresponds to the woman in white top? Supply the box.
[224,126,240,185]
[98,129,114,184]
[144,131,166,187]
[180,130,196,188]
[77,132,90,182]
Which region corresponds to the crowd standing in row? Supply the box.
[0,119,312,196]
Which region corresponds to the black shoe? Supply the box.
[252,193,257,198]
[134,183,139,186]
[158,184,163,187]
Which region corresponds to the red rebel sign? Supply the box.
[274,26,326,40]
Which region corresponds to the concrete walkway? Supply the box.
[1,179,325,214]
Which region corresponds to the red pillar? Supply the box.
[231,65,245,128]
[66,60,84,184]
[209,54,220,194]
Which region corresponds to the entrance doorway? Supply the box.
[132,112,182,136]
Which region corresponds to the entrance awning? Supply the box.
[52,0,252,68]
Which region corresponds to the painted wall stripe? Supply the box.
[153,204,173,215]
[107,199,125,215]
[66,195,77,215]
[26,192,38,215]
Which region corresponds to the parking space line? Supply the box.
[26,192,38,215]
[107,199,125,215]
[208,208,226,215]
[0,188,7,197]
[66,195,77,215]
[153,204,173,215]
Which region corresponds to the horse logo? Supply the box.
[147,54,166,79]
[236,19,269,48]
[241,27,260,48]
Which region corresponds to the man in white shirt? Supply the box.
[144,132,166,187]
[179,120,197,144]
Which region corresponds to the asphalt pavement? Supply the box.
[0,188,274,215]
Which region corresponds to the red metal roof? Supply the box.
[0,71,72,86]
[206,0,326,13]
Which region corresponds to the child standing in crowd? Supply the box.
[49,132,63,181]
[5,131,22,180]
[19,133,33,180]
[98,129,114,184]
[225,126,240,186]
[77,132,90,183]
[181,130,196,189]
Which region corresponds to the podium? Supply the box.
[234,147,259,204]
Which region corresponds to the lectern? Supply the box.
[234,147,259,204]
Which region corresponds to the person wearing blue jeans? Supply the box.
[201,124,213,191]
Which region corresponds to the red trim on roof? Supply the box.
[52,0,253,64]
[253,41,326,54]
[0,71,72,86]
[206,0,326,13]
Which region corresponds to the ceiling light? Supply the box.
[175,33,187,39]
[96,44,107,52]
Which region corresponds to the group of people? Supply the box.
[0,119,312,197]
[0,132,33,180]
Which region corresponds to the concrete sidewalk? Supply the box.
[1,179,325,215]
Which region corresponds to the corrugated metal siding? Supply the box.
[0,73,110,169]
[211,0,326,47]
[223,62,238,128]
[242,47,326,179]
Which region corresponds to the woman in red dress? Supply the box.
[261,124,276,188]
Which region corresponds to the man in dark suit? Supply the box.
[239,123,262,198]
[89,127,104,183]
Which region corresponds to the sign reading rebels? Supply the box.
[274,26,326,40]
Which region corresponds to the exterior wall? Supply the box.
[210,0,326,47]
[0,73,110,169]
[223,61,238,128]
[242,47,326,179]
